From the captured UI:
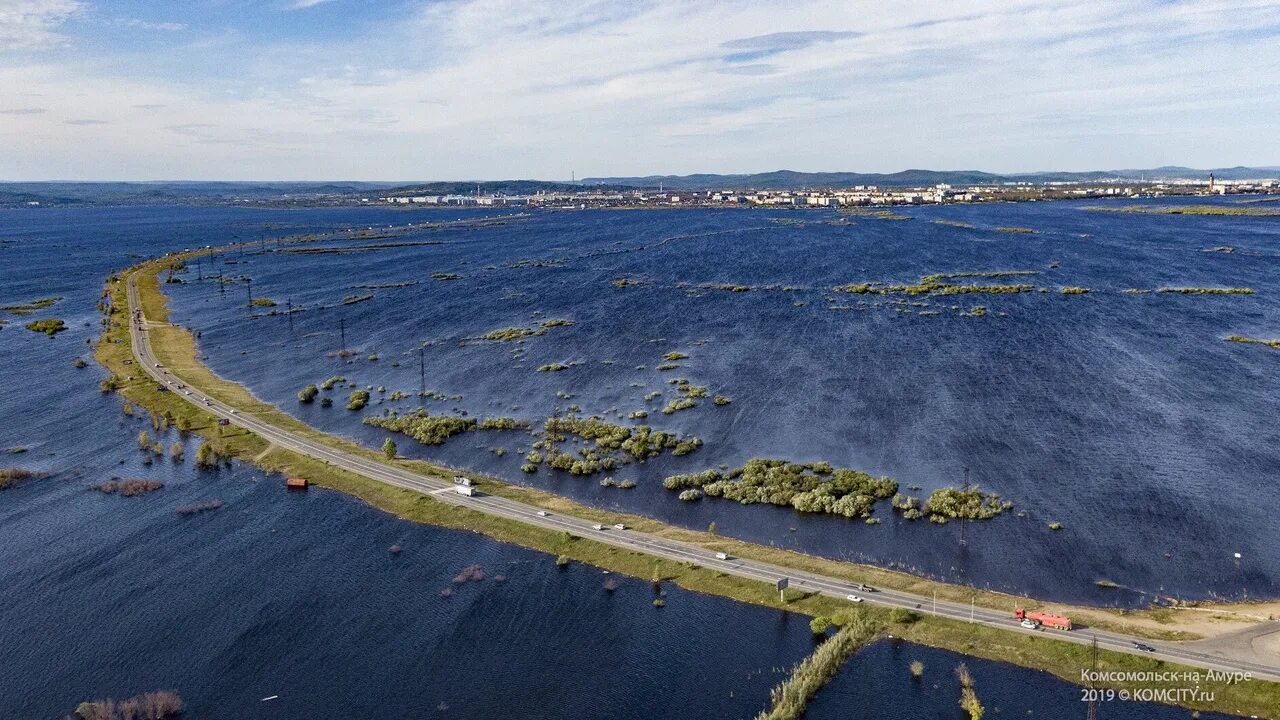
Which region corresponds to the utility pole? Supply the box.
[1086,635,1099,720]
[960,466,971,547]
[286,299,293,332]
[932,590,937,616]
[217,271,224,296]
[339,317,346,353]
[418,345,426,395]
[195,256,202,280]
[245,278,253,308]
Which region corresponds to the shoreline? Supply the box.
[91,240,1280,718]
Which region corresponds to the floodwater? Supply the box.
[0,203,1271,718]
[160,199,1279,605]
[806,638,1235,720]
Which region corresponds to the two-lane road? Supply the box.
[123,270,1280,683]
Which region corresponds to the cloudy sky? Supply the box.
[2,0,1278,180]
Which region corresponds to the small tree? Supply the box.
[809,616,832,635]
[707,521,717,535]
[910,660,924,679]
[382,438,397,460]
[137,430,151,451]
[195,442,216,469]
[170,442,184,462]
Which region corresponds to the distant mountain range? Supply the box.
[580,166,1280,190]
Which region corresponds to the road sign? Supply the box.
[776,577,789,591]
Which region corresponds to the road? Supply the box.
[123,271,1280,683]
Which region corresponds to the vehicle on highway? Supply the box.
[592,523,604,531]
[1015,608,1072,631]
[1134,642,1157,653]
[612,523,626,530]
[536,510,548,517]
[715,552,729,561]
[1020,618,1040,630]
[846,594,863,603]
[184,391,191,395]
[230,409,238,414]
[154,363,162,368]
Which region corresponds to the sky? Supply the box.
[1,0,1278,181]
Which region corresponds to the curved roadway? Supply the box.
[124,270,1280,683]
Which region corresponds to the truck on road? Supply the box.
[1015,608,1072,631]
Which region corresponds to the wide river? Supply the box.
[0,203,1266,717]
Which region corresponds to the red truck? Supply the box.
[1015,608,1073,631]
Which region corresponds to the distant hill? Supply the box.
[581,166,1280,190]
[0,181,403,207]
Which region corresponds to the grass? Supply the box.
[993,226,1036,233]
[537,363,569,372]
[25,318,67,336]
[1060,286,1090,295]
[92,251,1280,718]
[250,297,277,307]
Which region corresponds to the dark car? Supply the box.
[1133,642,1157,653]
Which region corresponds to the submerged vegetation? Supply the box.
[2,296,62,316]
[834,273,1037,297]
[1087,204,1280,217]
[347,389,370,411]
[1226,334,1280,349]
[1156,287,1254,295]
[481,318,574,342]
[92,478,164,496]
[297,384,319,403]
[72,690,183,720]
[523,415,703,476]
[24,318,67,336]
[0,468,43,490]
[365,410,527,446]
[755,613,882,720]
[664,459,1011,523]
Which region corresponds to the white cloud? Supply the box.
[0,0,80,50]
[0,0,1278,179]
[291,0,336,8]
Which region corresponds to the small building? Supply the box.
[286,477,308,490]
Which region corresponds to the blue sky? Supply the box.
[1,0,1278,180]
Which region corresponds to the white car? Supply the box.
[846,594,863,603]
[536,510,548,517]
[230,409,238,414]
[1020,619,1039,630]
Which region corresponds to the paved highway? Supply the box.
[123,270,1280,683]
